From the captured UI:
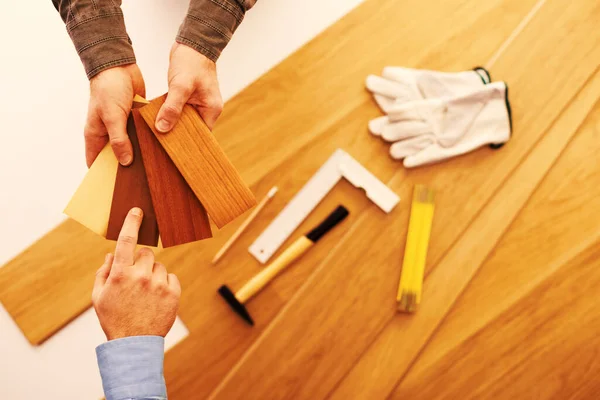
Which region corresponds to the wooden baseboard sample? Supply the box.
[63,144,117,236]
[106,114,159,246]
[133,110,212,247]
[139,95,256,228]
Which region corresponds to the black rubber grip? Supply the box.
[306,205,349,243]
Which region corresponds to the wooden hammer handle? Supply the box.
[236,236,313,303]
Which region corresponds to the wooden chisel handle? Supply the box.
[236,205,349,303]
[236,236,313,303]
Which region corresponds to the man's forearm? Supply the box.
[52,0,135,79]
[177,0,257,62]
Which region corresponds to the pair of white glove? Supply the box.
[365,67,512,168]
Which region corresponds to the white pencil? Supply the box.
[212,186,278,264]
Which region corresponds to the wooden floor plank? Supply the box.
[390,95,600,399]
[209,1,600,399]
[392,242,600,399]
[402,94,600,381]
[0,220,114,344]
[159,0,543,398]
[331,68,600,400]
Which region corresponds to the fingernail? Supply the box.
[156,119,170,132]
[131,207,143,217]
[120,154,133,166]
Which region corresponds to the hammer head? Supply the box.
[218,285,254,326]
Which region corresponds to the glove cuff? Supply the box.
[473,66,492,84]
[489,81,512,149]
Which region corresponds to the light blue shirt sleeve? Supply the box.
[96,336,167,400]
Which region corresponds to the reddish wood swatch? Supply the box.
[139,95,256,228]
[106,114,159,246]
[133,110,213,247]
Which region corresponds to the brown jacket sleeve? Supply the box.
[52,0,256,79]
[176,0,257,61]
[52,0,135,79]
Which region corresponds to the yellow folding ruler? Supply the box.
[397,185,435,313]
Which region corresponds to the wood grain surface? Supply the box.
[0,219,114,344]
[106,114,159,246]
[207,0,600,398]
[164,0,556,397]
[1,1,599,398]
[133,110,212,247]
[139,96,256,228]
[390,97,600,400]
[331,70,600,400]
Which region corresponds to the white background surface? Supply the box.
[0,0,363,398]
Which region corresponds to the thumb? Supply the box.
[92,253,114,301]
[156,83,192,132]
[195,94,223,131]
[103,108,133,166]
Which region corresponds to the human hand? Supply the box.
[155,43,223,133]
[85,64,146,167]
[92,207,181,341]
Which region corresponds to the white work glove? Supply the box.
[368,81,512,168]
[365,66,491,113]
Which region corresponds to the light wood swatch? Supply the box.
[139,95,256,228]
[63,144,117,236]
[132,94,150,108]
[106,114,159,246]
[133,110,212,247]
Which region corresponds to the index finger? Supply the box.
[113,208,144,266]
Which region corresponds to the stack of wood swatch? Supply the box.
[64,94,256,247]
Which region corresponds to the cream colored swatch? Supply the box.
[63,95,149,237]
[63,144,118,236]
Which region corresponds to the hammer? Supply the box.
[218,205,349,325]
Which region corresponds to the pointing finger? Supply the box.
[113,208,143,268]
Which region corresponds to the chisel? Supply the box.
[219,205,349,325]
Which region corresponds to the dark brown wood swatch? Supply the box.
[106,114,159,246]
[133,110,213,247]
